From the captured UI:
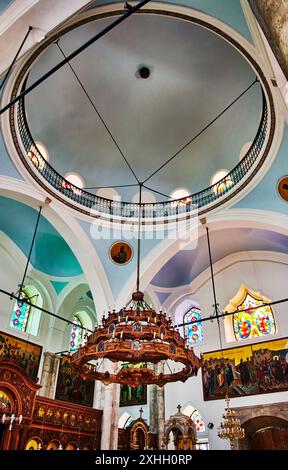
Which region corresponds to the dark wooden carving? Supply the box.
[0,359,102,450]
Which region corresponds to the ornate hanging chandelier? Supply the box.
[70,185,202,387]
[218,396,245,450]
[70,291,202,387]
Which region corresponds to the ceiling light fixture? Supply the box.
[137,65,151,79]
[70,184,202,387]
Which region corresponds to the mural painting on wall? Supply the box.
[55,355,94,407]
[202,337,288,400]
[0,331,42,381]
[120,363,147,407]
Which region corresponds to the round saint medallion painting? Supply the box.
[109,241,133,265]
[278,176,288,202]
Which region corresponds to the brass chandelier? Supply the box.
[70,291,202,387]
[218,395,245,450]
[70,185,202,387]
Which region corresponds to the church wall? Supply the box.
[0,243,48,382]
[165,257,288,450]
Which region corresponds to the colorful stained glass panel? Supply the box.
[233,294,276,341]
[69,316,85,351]
[10,290,31,332]
[191,409,205,433]
[184,307,203,345]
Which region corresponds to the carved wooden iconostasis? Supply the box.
[163,407,197,450]
[0,358,102,450]
[118,417,157,450]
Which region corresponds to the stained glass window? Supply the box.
[233,293,276,341]
[225,285,276,342]
[211,170,233,195]
[191,409,206,433]
[183,405,206,433]
[69,316,85,351]
[183,307,203,345]
[10,290,32,332]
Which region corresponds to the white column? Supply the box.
[100,382,114,449]
[156,362,165,448]
[110,381,120,450]
[93,380,105,410]
[100,361,120,450]
[39,352,59,398]
[149,364,158,435]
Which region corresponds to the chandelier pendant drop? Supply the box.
[218,395,245,450]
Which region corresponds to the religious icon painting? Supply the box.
[201,336,288,401]
[55,354,94,407]
[119,363,147,407]
[277,176,288,202]
[0,331,42,382]
[109,241,133,265]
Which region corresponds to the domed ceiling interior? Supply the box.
[25,12,262,203]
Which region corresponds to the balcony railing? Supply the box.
[15,88,269,220]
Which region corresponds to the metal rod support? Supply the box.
[0,288,287,332]
[136,183,143,292]
[18,206,42,295]
[1,289,93,333]
[0,0,151,116]
[0,26,33,92]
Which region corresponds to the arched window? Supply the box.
[225,285,276,341]
[118,412,132,429]
[69,315,86,351]
[211,170,233,195]
[183,405,205,433]
[183,307,203,345]
[10,286,42,335]
[10,290,31,332]
[191,409,205,433]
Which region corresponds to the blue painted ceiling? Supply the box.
[51,280,70,295]
[151,227,288,288]
[80,219,160,299]
[235,125,288,214]
[0,0,14,15]
[0,196,82,277]
[155,291,172,305]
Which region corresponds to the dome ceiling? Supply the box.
[25,12,262,203]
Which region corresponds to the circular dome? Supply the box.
[7,9,275,220]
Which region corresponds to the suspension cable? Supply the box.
[0,0,151,116]
[142,78,259,185]
[56,41,140,184]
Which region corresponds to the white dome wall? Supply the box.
[164,257,288,449]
